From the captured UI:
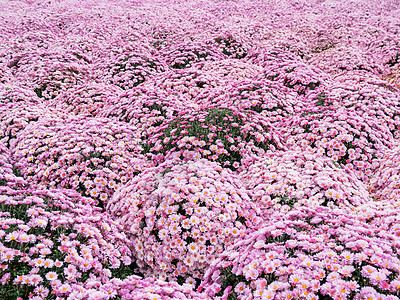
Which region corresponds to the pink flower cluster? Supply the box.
[200,205,400,300]
[107,159,259,283]
[240,150,371,220]
[49,82,123,117]
[12,116,147,206]
[68,275,209,299]
[144,107,282,171]
[0,100,69,148]
[281,105,392,182]
[95,41,166,90]
[0,143,26,188]
[0,185,134,299]
[8,50,90,100]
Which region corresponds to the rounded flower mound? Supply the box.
[107,159,259,284]
[0,143,25,188]
[144,107,281,171]
[66,275,209,299]
[309,45,384,76]
[12,116,146,206]
[201,78,301,123]
[95,42,165,90]
[322,75,400,138]
[282,105,393,182]
[199,59,264,81]
[0,65,12,84]
[354,199,400,239]
[199,205,400,300]
[156,40,225,69]
[49,82,123,117]
[210,33,249,59]
[100,85,201,145]
[369,144,400,203]
[8,50,90,100]
[0,101,69,148]
[144,68,224,103]
[0,84,40,105]
[240,150,371,219]
[0,186,135,299]
[247,49,326,96]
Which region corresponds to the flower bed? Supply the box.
[1,0,400,299]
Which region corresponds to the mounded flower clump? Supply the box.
[0,84,40,105]
[0,143,25,188]
[199,205,400,300]
[107,159,260,285]
[200,78,301,123]
[99,84,202,144]
[8,50,90,100]
[246,49,327,96]
[12,117,147,206]
[48,82,123,117]
[240,150,372,220]
[320,73,400,138]
[143,107,282,171]
[281,105,393,182]
[362,145,400,238]
[198,59,264,81]
[156,40,225,69]
[369,143,400,203]
[146,68,223,104]
[0,185,135,299]
[0,101,69,148]
[95,42,166,90]
[64,275,209,299]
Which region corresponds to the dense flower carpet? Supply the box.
[1,0,400,299]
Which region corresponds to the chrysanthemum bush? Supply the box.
[107,159,260,285]
[0,143,25,188]
[146,68,223,104]
[143,107,282,171]
[354,199,400,241]
[0,185,135,299]
[99,84,200,144]
[209,33,250,59]
[281,105,393,182]
[65,275,209,299]
[199,205,400,300]
[0,101,69,148]
[12,116,147,206]
[246,49,327,96]
[0,65,12,84]
[262,59,325,96]
[8,50,90,100]
[0,84,39,105]
[240,150,371,220]
[95,42,166,90]
[156,40,225,69]
[321,73,400,138]
[198,59,264,81]
[200,78,301,123]
[369,144,400,202]
[48,82,123,117]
